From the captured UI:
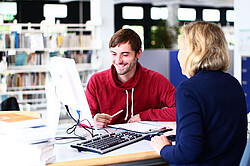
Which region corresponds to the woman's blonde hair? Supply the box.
[181,21,231,77]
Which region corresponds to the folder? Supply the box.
[107,121,174,134]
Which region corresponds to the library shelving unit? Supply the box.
[0,21,101,116]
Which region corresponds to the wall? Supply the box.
[234,0,250,114]
[139,49,185,88]
[90,0,114,71]
[234,0,250,81]
[140,49,234,88]
[139,49,170,79]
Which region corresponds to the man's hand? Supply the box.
[127,114,141,123]
[93,113,112,128]
[150,135,172,155]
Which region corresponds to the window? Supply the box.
[226,10,235,22]
[178,8,196,21]
[122,25,144,50]
[203,9,220,21]
[151,7,168,20]
[122,6,143,19]
[44,4,67,18]
[0,2,17,15]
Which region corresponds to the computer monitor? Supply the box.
[49,57,95,128]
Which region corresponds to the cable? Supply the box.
[65,105,94,136]
[66,122,87,139]
[55,136,86,140]
[65,105,95,137]
[52,86,98,139]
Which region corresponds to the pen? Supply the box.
[111,110,123,118]
[138,121,162,127]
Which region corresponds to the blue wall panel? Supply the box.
[169,50,187,88]
[242,57,250,113]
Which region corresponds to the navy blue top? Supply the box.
[161,70,248,166]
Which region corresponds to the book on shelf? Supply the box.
[0,30,93,50]
[6,52,47,66]
[0,34,6,49]
[10,32,15,49]
[0,32,19,49]
[23,35,30,49]
[15,52,27,66]
[5,34,9,48]
[6,72,46,87]
[30,33,44,50]
[15,31,18,48]
[57,34,63,48]
[69,33,77,48]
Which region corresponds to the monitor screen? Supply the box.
[49,57,94,126]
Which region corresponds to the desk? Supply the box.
[49,140,166,166]
[47,122,174,166]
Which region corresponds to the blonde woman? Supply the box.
[150,21,247,165]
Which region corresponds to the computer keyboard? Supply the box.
[71,131,145,154]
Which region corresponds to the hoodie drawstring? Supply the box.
[125,90,129,121]
[131,88,134,117]
[124,88,134,121]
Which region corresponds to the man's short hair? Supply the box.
[109,29,142,54]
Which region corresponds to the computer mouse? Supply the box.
[145,134,176,141]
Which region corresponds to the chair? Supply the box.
[0,97,20,111]
[240,133,250,166]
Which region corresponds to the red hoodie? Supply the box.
[85,62,176,124]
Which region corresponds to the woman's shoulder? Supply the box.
[177,70,241,92]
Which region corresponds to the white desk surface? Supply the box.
[48,122,175,166]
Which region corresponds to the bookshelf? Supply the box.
[0,22,101,116]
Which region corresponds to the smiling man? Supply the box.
[85,29,176,128]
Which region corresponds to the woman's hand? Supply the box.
[150,135,172,155]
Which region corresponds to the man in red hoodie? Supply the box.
[85,29,176,128]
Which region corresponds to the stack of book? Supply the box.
[0,112,56,166]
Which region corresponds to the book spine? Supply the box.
[15,32,18,48]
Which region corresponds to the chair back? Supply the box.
[1,97,20,111]
[240,133,250,166]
